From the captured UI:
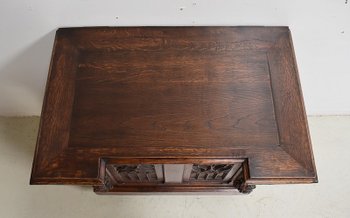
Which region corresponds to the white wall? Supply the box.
[0,0,349,116]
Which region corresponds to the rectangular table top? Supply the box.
[31,27,317,186]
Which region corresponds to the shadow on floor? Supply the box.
[0,116,40,160]
[0,116,97,193]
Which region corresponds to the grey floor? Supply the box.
[0,116,349,218]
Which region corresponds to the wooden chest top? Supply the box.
[31,27,317,187]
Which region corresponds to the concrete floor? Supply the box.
[0,116,349,218]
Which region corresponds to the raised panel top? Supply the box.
[69,46,279,148]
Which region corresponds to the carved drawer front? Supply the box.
[104,162,243,188]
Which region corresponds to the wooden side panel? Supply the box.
[267,31,317,176]
[31,29,79,180]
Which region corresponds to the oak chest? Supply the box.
[30,27,317,194]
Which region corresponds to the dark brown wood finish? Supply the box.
[30,27,317,194]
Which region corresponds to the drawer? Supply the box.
[94,159,254,193]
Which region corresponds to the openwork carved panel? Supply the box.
[108,164,163,184]
[189,164,238,183]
